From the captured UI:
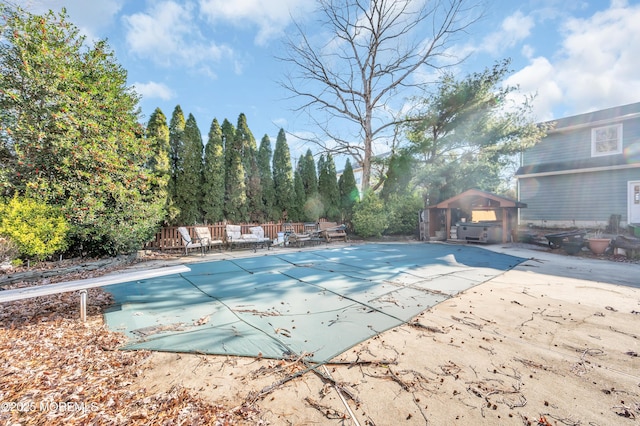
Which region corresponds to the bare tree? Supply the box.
[279,0,483,191]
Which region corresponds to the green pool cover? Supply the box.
[104,243,525,362]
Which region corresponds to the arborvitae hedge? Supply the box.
[202,118,225,223]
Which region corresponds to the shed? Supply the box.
[425,189,526,243]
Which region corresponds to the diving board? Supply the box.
[0,265,191,321]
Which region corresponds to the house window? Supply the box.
[591,124,623,157]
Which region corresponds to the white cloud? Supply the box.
[198,0,316,45]
[479,11,535,55]
[553,1,640,113]
[132,81,175,101]
[521,44,535,59]
[504,57,563,121]
[447,9,535,69]
[501,11,535,44]
[272,117,288,129]
[504,1,640,120]
[123,1,233,70]
[25,0,124,41]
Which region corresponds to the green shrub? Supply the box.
[0,196,70,261]
[303,195,324,222]
[385,194,424,235]
[352,191,388,238]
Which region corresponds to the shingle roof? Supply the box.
[544,102,640,132]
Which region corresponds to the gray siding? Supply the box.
[624,119,640,151]
[519,169,638,223]
[518,105,640,226]
[524,116,640,167]
[523,128,591,166]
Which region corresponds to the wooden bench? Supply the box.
[318,222,347,242]
[613,235,640,258]
[0,265,190,321]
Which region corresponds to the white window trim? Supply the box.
[591,123,623,157]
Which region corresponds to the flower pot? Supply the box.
[563,241,584,255]
[587,238,611,255]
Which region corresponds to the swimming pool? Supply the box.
[104,243,524,362]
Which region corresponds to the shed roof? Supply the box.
[428,189,527,209]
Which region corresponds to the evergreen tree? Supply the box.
[246,153,263,223]
[236,113,257,174]
[0,5,164,254]
[175,113,204,224]
[146,108,171,176]
[291,167,305,222]
[380,150,414,201]
[316,154,325,189]
[300,149,318,198]
[338,158,359,225]
[236,114,263,222]
[299,149,322,221]
[272,128,295,221]
[145,108,171,224]
[202,118,225,223]
[406,60,547,202]
[222,118,235,172]
[318,153,340,221]
[167,105,186,224]
[223,119,247,221]
[258,135,277,221]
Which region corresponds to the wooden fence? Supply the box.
[144,221,318,251]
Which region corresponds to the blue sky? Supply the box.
[26,0,640,163]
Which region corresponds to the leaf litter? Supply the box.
[0,259,262,425]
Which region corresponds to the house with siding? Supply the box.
[515,102,640,230]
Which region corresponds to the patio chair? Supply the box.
[177,227,207,255]
[304,222,320,237]
[248,226,272,250]
[193,226,223,252]
[282,222,311,247]
[304,222,323,246]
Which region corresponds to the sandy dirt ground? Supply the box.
[134,246,640,425]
